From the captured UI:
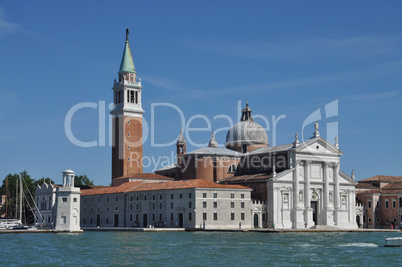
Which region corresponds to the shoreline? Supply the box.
[1,227,401,234]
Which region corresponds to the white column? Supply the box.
[71,175,75,188]
[304,161,311,209]
[63,175,66,187]
[333,163,340,225]
[323,163,329,209]
[293,163,300,209]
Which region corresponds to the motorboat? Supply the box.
[385,237,402,247]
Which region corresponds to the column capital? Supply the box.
[297,160,305,166]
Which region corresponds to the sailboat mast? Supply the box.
[19,173,22,222]
[15,178,18,219]
[5,176,8,218]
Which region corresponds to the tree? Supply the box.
[0,171,36,223]
[74,175,94,187]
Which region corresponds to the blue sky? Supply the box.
[1,1,401,186]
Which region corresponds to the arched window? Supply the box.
[228,165,237,173]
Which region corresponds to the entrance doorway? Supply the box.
[114,214,119,227]
[356,215,361,228]
[253,214,259,228]
[178,213,184,227]
[311,201,318,225]
[143,214,148,227]
[97,214,100,227]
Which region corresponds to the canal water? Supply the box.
[1,231,400,265]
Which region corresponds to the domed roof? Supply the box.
[225,101,268,147]
[226,120,268,145]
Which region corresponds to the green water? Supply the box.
[1,231,401,266]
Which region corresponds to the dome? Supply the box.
[225,120,268,146]
[225,101,269,150]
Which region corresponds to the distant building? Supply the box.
[81,179,254,229]
[356,175,402,229]
[80,29,358,230]
[35,169,82,232]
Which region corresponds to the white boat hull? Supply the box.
[385,237,402,247]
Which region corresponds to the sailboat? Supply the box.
[0,174,24,229]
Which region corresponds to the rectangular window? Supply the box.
[130,214,133,221]
[213,193,217,198]
[189,213,192,221]
[171,213,174,221]
[203,193,207,198]
[135,91,138,104]
[153,214,155,221]
[130,90,134,103]
[203,213,207,221]
[73,198,77,202]
[159,213,162,221]
[231,213,235,220]
[160,203,162,209]
[231,202,234,208]
[160,195,162,200]
[153,195,156,200]
[393,200,396,209]
[136,214,139,221]
[189,202,192,208]
[214,213,218,220]
[241,213,245,220]
[180,194,183,199]
[189,193,192,198]
[386,201,389,209]
[203,202,207,208]
[153,203,155,209]
[127,91,130,103]
[171,194,174,199]
[171,202,173,209]
[231,193,234,199]
[241,202,245,208]
[213,202,217,208]
[116,197,118,201]
[62,197,67,202]
[241,194,244,199]
[368,201,371,208]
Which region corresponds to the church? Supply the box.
[79,29,358,229]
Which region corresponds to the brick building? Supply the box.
[356,175,402,229]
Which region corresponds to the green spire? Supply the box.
[119,28,136,74]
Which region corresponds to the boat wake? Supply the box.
[338,243,378,247]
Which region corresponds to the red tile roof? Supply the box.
[359,175,402,183]
[81,182,143,196]
[220,173,272,183]
[81,179,249,196]
[113,173,173,180]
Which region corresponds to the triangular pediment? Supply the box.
[295,137,343,156]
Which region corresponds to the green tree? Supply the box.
[74,175,94,187]
[0,171,36,223]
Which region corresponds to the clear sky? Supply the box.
[1,1,401,186]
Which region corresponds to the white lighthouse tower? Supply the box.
[54,169,82,232]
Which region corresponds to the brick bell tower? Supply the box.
[111,29,144,180]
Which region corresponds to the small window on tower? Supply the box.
[127,91,130,103]
[127,132,130,137]
[128,146,130,150]
[128,157,130,161]
[135,91,138,104]
[127,120,130,125]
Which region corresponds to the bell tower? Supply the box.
[111,29,144,180]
